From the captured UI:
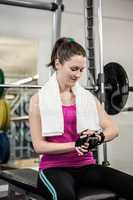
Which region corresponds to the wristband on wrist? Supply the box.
[88,134,99,149]
[98,132,105,144]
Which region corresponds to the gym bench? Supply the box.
[0,168,120,200]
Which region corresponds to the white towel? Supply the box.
[39,73,100,136]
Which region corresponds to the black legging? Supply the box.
[37,164,133,200]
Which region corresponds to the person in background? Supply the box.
[29,37,133,200]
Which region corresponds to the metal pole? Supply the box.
[0,84,42,89]
[98,0,104,102]
[52,0,63,46]
[0,0,58,11]
[97,0,110,166]
[51,0,63,75]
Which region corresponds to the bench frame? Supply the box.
[0,168,121,200]
[8,183,44,200]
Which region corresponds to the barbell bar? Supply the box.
[0,0,58,11]
[0,84,42,89]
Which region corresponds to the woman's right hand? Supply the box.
[75,129,98,156]
[75,143,89,156]
[75,134,89,156]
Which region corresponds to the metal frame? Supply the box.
[8,183,44,200]
[97,0,109,166]
[52,0,63,45]
[0,0,58,11]
[0,0,64,48]
[0,0,64,76]
[0,84,42,89]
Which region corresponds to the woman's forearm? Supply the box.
[33,140,75,154]
[103,126,119,142]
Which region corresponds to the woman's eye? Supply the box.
[80,69,84,72]
[71,69,77,71]
[71,68,84,72]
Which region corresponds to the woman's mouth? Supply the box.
[71,78,77,81]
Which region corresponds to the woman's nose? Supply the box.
[75,70,81,78]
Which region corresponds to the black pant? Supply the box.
[37,164,133,200]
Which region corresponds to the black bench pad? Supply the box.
[0,168,118,200]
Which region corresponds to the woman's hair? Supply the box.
[47,37,86,70]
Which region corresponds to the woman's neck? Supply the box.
[56,73,71,93]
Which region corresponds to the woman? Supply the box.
[29,37,133,200]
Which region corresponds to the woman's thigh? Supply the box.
[38,168,76,200]
[80,164,133,199]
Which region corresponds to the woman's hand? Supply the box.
[75,129,105,155]
[75,142,89,156]
[81,129,95,137]
[75,130,93,156]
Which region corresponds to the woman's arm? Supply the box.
[29,94,75,154]
[96,98,119,142]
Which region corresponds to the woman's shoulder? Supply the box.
[30,93,39,107]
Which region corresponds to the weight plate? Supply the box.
[104,62,129,115]
[0,69,5,98]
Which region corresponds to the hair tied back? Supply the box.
[68,37,75,42]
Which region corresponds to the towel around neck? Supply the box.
[39,73,100,136]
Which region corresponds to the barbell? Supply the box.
[86,62,132,115]
[0,62,133,115]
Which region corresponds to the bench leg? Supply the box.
[8,184,16,200]
[8,184,30,200]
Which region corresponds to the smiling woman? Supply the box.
[55,55,86,89]
[29,37,133,200]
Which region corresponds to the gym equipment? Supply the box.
[0,132,10,164]
[0,99,10,163]
[104,62,129,115]
[122,107,133,112]
[0,0,58,11]
[0,99,10,130]
[0,0,63,46]
[84,0,96,83]
[0,68,5,98]
[0,168,119,200]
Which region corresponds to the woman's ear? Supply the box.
[55,59,61,70]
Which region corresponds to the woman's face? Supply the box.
[56,55,86,87]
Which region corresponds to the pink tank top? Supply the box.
[39,104,96,170]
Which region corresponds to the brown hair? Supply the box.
[47,37,86,70]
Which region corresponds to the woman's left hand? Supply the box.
[81,129,95,137]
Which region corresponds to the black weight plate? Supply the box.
[104,62,129,115]
[0,68,5,98]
